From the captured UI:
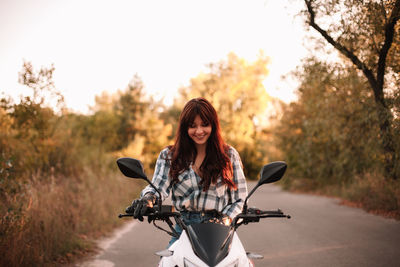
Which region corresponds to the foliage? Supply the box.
[92,75,172,172]
[0,63,148,266]
[302,0,399,71]
[342,172,400,219]
[302,0,400,178]
[0,64,83,185]
[270,0,400,220]
[277,57,385,187]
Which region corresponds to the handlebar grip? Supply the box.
[234,209,291,226]
[119,205,179,220]
[260,210,284,215]
[247,208,284,215]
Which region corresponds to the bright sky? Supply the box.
[0,0,308,114]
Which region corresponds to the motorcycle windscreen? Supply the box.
[186,223,234,267]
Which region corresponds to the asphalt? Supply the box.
[76,183,400,267]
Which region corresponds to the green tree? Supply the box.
[92,75,172,171]
[114,74,148,150]
[277,57,382,187]
[0,61,74,178]
[302,0,400,178]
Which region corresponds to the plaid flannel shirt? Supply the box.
[141,146,248,220]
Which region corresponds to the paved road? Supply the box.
[77,183,400,267]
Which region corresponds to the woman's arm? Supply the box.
[141,148,171,200]
[222,147,248,220]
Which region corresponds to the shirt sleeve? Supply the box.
[222,147,248,219]
[141,148,171,200]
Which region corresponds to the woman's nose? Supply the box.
[195,126,204,133]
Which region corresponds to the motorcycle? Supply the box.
[117,157,291,267]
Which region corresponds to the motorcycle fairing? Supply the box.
[186,223,234,267]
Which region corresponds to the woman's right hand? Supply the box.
[125,193,156,221]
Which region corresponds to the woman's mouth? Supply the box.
[193,135,208,142]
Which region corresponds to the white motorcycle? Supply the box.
[117,157,291,267]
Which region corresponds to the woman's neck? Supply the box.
[193,144,207,174]
[195,143,207,156]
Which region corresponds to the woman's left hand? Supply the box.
[222,216,232,226]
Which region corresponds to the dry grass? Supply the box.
[0,167,141,267]
[340,173,400,220]
[283,173,400,220]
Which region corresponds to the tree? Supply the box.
[277,58,382,187]
[18,61,65,113]
[92,75,173,170]
[302,0,400,179]
[3,62,68,176]
[109,74,148,150]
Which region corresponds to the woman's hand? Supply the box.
[222,215,232,226]
[125,193,156,221]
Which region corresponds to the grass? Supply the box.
[282,172,400,220]
[0,165,141,267]
[340,173,400,220]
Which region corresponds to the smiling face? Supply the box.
[187,115,212,149]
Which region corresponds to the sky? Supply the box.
[0,0,309,114]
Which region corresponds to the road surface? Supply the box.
[77,183,400,267]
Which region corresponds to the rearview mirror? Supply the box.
[259,161,287,186]
[243,161,287,213]
[116,157,163,211]
[117,157,148,180]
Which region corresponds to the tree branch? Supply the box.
[376,0,400,88]
[304,0,378,91]
[304,0,399,179]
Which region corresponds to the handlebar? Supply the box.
[232,208,290,229]
[119,205,181,220]
[119,205,184,238]
[119,205,290,230]
[247,207,291,217]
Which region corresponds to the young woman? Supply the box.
[127,97,248,246]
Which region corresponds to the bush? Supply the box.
[342,173,400,219]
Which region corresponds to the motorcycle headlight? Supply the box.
[184,258,200,267]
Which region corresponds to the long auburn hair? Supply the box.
[168,97,236,191]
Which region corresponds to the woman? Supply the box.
[127,97,248,246]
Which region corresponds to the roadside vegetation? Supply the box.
[277,0,400,219]
[1,1,399,266]
[1,53,276,266]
